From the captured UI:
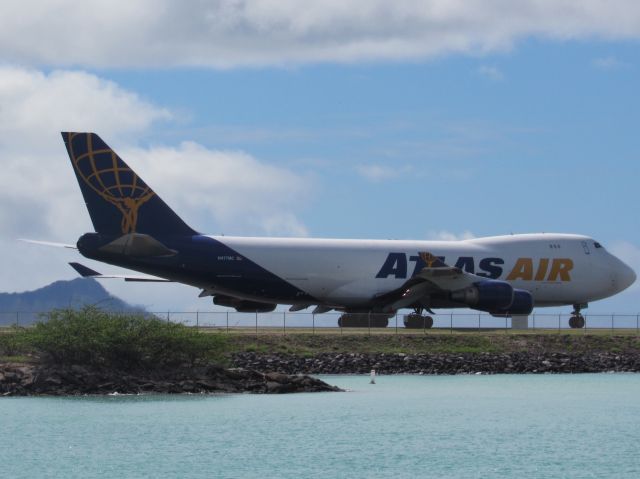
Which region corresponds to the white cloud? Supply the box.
[477,65,504,81]
[123,143,312,237]
[591,56,628,70]
[2,1,640,68]
[0,67,171,240]
[426,230,476,241]
[0,66,312,310]
[355,164,401,182]
[0,67,171,145]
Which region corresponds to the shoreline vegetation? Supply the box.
[0,308,339,396]
[2,309,640,395]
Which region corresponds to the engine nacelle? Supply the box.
[490,289,534,316]
[213,295,277,313]
[451,280,514,311]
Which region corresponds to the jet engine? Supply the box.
[450,280,514,311]
[490,289,534,316]
[213,295,277,313]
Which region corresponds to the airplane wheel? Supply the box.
[403,314,433,329]
[424,316,434,329]
[569,315,585,329]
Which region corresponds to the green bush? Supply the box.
[0,329,29,357]
[2,307,226,370]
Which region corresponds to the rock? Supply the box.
[264,372,289,383]
[265,381,283,393]
[44,375,62,386]
[230,350,640,376]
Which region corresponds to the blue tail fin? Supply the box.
[62,132,197,237]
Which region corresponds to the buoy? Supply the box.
[370,369,376,384]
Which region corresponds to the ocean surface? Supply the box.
[1,374,639,478]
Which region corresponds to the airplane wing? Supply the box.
[375,252,486,312]
[69,262,172,282]
[19,239,77,249]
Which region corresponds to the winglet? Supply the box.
[418,252,449,268]
[417,251,463,278]
[69,262,101,277]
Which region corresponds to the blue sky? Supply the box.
[102,39,640,242]
[0,1,638,314]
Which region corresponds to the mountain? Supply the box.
[0,278,146,326]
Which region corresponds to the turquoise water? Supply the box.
[1,374,640,478]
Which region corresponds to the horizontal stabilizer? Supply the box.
[69,262,171,282]
[19,239,77,249]
[69,262,100,277]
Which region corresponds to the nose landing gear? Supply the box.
[569,304,585,329]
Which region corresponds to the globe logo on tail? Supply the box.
[67,133,155,234]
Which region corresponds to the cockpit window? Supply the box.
[594,241,603,249]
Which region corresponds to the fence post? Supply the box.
[16,312,19,328]
[255,312,258,338]
[612,314,615,333]
[450,313,453,334]
[196,311,199,329]
[167,311,170,323]
[368,312,371,337]
[558,314,561,333]
[478,313,481,332]
[395,313,398,334]
[226,311,229,333]
[283,312,286,336]
[532,314,535,331]
[312,314,315,335]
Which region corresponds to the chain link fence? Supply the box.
[1,310,639,334]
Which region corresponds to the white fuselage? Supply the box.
[213,233,635,309]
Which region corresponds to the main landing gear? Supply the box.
[569,304,585,329]
[403,308,434,329]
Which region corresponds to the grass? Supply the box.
[224,330,640,355]
[2,312,639,364]
[197,326,640,336]
[0,355,33,363]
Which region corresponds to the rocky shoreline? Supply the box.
[0,363,341,396]
[4,349,640,396]
[232,351,640,375]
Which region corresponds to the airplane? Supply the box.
[42,132,636,329]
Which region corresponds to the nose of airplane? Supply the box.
[613,259,636,293]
